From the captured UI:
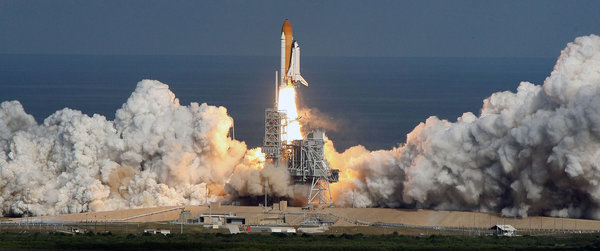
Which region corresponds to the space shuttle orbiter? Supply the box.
[280,19,309,87]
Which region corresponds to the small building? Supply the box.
[261,216,285,225]
[490,225,517,236]
[198,214,246,225]
[156,229,170,235]
[225,216,246,225]
[246,226,296,233]
[144,229,171,235]
[272,200,288,211]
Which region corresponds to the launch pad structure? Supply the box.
[262,20,339,209]
[263,107,339,208]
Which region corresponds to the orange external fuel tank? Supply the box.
[281,20,293,75]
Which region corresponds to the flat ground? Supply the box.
[3,205,600,234]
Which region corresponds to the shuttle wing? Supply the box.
[286,41,309,86]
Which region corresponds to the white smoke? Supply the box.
[3,35,600,219]
[0,80,287,216]
[328,34,600,219]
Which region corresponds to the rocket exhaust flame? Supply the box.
[246,147,266,170]
[278,84,303,142]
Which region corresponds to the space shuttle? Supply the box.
[280,19,309,87]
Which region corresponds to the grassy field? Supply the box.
[1,231,600,250]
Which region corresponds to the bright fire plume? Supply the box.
[278,84,302,142]
[246,147,266,170]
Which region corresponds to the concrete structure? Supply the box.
[226,225,241,234]
[280,200,287,211]
[144,229,171,235]
[197,214,246,225]
[247,226,296,233]
[298,226,328,234]
[491,225,517,236]
[272,201,288,211]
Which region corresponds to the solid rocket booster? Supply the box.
[280,19,309,87]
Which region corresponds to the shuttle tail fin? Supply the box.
[297,75,309,87]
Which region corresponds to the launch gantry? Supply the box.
[285,131,339,207]
[262,108,339,208]
[262,19,339,209]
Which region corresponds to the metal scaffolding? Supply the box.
[262,109,284,160]
[263,109,339,208]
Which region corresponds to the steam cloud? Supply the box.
[298,107,341,134]
[2,35,600,219]
[328,35,600,219]
[0,80,290,216]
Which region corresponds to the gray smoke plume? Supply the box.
[298,107,340,134]
[328,34,600,219]
[0,80,292,216]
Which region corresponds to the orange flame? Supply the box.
[278,84,302,142]
[246,147,266,170]
[324,138,368,207]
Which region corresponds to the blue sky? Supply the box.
[1,0,599,57]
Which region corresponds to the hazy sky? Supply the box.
[1,0,599,57]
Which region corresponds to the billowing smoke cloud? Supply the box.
[299,107,340,134]
[328,35,600,219]
[0,80,290,216]
[3,35,600,219]
[226,148,298,198]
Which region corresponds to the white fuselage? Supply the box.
[280,27,309,87]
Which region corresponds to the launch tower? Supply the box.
[262,109,339,208]
[262,20,339,208]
